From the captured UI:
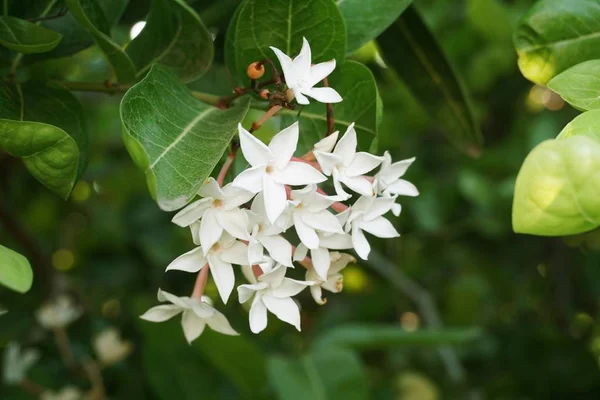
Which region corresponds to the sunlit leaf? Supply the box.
[0,244,32,293]
[557,109,600,141]
[0,16,62,54]
[548,60,600,111]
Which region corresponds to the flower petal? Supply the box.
[190,220,201,246]
[248,240,264,266]
[341,175,374,197]
[386,179,419,197]
[313,151,341,176]
[222,184,256,208]
[269,122,298,170]
[391,203,402,217]
[293,89,310,105]
[305,87,343,103]
[139,305,182,322]
[263,176,287,223]
[293,37,312,77]
[232,165,265,193]
[360,216,399,238]
[310,285,326,305]
[329,252,355,274]
[311,247,331,280]
[238,283,259,303]
[274,162,326,186]
[238,124,272,167]
[332,168,352,199]
[166,247,206,273]
[345,152,383,177]
[200,209,223,255]
[270,46,299,87]
[216,208,250,241]
[364,196,396,220]
[293,243,309,262]
[314,131,339,153]
[198,177,223,199]
[157,289,189,307]
[259,264,287,286]
[171,198,211,227]
[249,293,268,333]
[181,310,206,343]
[380,157,416,182]
[262,294,301,331]
[208,255,235,304]
[334,123,357,165]
[271,278,311,298]
[309,59,336,87]
[206,310,239,336]
[322,273,343,293]
[351,226,371,260]
[301,210,343,234]
[260,234,293,266]
[220,240,249,265]
[319,233,353,249]
[294,213,320,249]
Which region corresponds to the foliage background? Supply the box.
[2,0,600,399]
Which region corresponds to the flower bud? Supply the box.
[259,89,270,100]
[247,62,265,79]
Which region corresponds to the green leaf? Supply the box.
[514,0,600,85]
[377,6,482,154]
[280,60,381,154]
[120,65,251,211]
[466,0,512,45]
[267,349,368,400]
[0,16,62,54]
[127,0,213,82]
[548,60,600,111]
[512,135,600,236]
[313,325,483,350]
[0,82,88,199]
[337,0,411,54]
[225,0,346,85]
[0,244,32,293]
[65,0,137,83]
[557,109,600,141]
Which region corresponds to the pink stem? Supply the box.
[290,245,312,270]
[217,152,237,186]
[191,264,209,299]
[252,264,263,278]
[291,157,321,171]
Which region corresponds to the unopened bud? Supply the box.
[259,89,270,100]
[247,62,265,79]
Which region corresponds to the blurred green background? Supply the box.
[3,0,600,399]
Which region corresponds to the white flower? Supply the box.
[247,194,293,266]
[166,235,247,303]
[41,386,82,400]
[270,37,342,105]
[238,263,312,333]
[293,231,353,280]
[340,195,400,260]
[306,252,355,305]
[374,151,419,216]
[36,295,82,330]
[314,124,383,199]
[3,342,39,384]
[140,290,238,343]
[93,328,133,366]
[233,123,326,223]
[172,177,253,254]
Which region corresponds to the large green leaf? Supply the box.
[267,349,368,400]
[65,0,136,83]
[120,65,251,211]
[0,16,62,54]
[0,82,88,199]
[548,60,600,111]
[514,0,600,85]
[377,6,482,154]
[127,0,213,82]
[466,0,512,45]
[512,135,600,236]
[337,0,411,54]
[0,244,32,293]
[225,0,346,85]
[557,109,600,141]
[280,60,381,154]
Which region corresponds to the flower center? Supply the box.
[210,243,220,252]
[265,165,274,174]
[211,199,223,208]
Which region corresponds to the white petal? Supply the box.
[263,176,287,223]
[305,87,343,103]
[345,152,383,177]
[329,253,355,274]
[269,122,298,170]
[364,196,396,220]
[334,124,357,165]
[208,255,235,304]
[249,293,268,333]
[271,278,311,298]
[166,247,206,273]
[311,247,331,280]
[322,273,343,293]
[360,217,399,238]
[335,208,351,226]
[332,169,352,199]
[139,305,182,322]
[310,285,326,305]
[319,233,353,249]
[232,165,265,193]
[190,220,201,245]
[294,213,320,249]
[380,157,415,182]
[260,234,293,266]
[293,89,310,105]
[248,240,264,266]
[157,289,188,307]
[220,240,249,265]
[273,162,326,186]
[259,264,287,286]
[181,310,206,343]
[313,151,341,176]
[216,208,250,241]
[352,226,371,260]
[206,311,239,336]
[238,283,259,303]
[200,209,223,255]
[386,180,419,197]
[301,210,343,234]
[341,175,374,197]
[293,243,309,262]
[293,37,311,77]
[238,124,273,167]
[308,59,336,87]
[198,177,223,199]
[391,203,402,217]
[314,131,339,153]
[270,46,299,87]
[190,301,215,318]
[262,294,301,331]
[221,184,256,208]
[171,198,211,227]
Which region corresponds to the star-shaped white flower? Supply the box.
[306,252,355,305]
[374,151,419,216]
[238,263,312,333]
[314,124,383,199]
[93,328,133,366]
[140,290,238,343]
[172,177,253,254]
[270,37,342,105]
[3,342,39,384]
[35,295,82,330]
[339,195,400,260]
[247,194,293,266]
[166,235,248,303]
[293,230,353,280]
[232,122,326,223]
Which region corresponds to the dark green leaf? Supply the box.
[0,244,32,293]
[225,0,346,85]
[267,349,368,400]
[120,65,251,211]
[0,82,88,199]
[337,0,412,54]
[548,60,600,111]
[514,0,600,85]
[377,6,482,154]
[127,0,213,82]
[0,16,62,54]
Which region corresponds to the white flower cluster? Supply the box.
[141,39,418,339]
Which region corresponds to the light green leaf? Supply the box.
[0,16,62,54]
[120,65,251,211]
[337,0,412,54]
[127,0,213,82]
[512,135,600,236]
[280,60,380,154]
[466,0,512,45]
[0,82,88,199]
[548,60,600,111]
[377,6,482,154]
[65,0,136,83]
[225,0,346,85]
[0,244,33,293]
[514,0,600,85]
[267,349,368,400]
[557,109,600,141]
[313,325,483,350]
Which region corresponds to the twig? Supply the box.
[53,327,76,369]
[82,359,106,400]
[257,58,283,89]
[323,77,335,135]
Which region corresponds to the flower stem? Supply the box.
[291,156,321,171]
[217,152,237,186]
[191,264,209,299]
[252,264,263,278]
[53,326,76,369]
[251,105,282,132]
[322,77,335,136]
